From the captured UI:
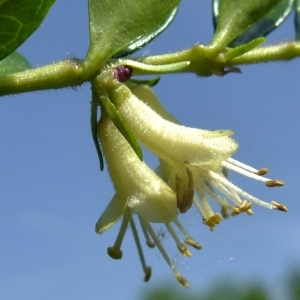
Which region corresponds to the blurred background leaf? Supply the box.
[139,265,300,300]
[287,267,300,299]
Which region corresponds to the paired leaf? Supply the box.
[0,0,56,61]
[85,0,180,73]
[209,0,283,56]
[0,51,31,76]
[213,0,294,47]
[113,6,178,58]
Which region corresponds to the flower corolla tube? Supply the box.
[94,66,287,288]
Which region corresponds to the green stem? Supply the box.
[0,59,87,96]
[135,45,228,76]
[227,42,300,65]
[1,42,300,97]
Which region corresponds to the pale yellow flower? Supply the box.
[97,112,201,287]
[130,85,287,227]
[94,69,287,287]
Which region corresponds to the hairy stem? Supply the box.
[1,42,300,97]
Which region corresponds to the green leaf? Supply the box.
[213,0,294,47]
[209,0,283,57]
[0,51,31,76]
[91,89,104,171]
[224,37,266,61]
[84,0,180,74]
[0,0,56,61]
[129,77,160,87]
[113,6,178,58]
[100,94,143,162]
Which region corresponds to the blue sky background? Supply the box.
[0,1,299,299]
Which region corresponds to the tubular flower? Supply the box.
[130,84,287,228]
[94,66,287,287]
[96,112,202,288]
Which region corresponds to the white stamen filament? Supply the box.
[222,160,271,183]
[194,180,215,218]
[209,178,244,206]
[165,223,192,257]
[141,219,173,268]
[202,182,235,210]
[140,217,189,287]
[196,167,244,207]
[208,170,275,209]
[138,216,155,248]
[174,219,202,250]
[226,157,263,173]
[129,213,151,282]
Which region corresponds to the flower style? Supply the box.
[94,67,287,288]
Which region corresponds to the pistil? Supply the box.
[107,208,130,259]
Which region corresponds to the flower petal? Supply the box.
[128,182,178,223]
[98,112,179,224]
[109,84,238,166]
[95,194,128,234]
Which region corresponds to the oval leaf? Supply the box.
[0,0,56,61]
[113,6,178,58]
[84,0,180,73]
[0,51,31,76]
[209,0,282,56]
[213,0,294,47]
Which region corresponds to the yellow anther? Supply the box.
[144,266,152,282]
[246,209,254,215]
[254,168,268,176]
[177,243,192,257]
[185,238,202,250]
[146,241,155,248]
[231,201,252,216]
[271,201,288,212]
[204,213,222,228]
[174,272,189,288]
[221,206,230,218]
[265,179,284,187]
[175,167,194,213]
[239,200,252,211]
[211,213,222,225]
